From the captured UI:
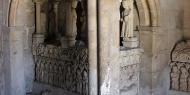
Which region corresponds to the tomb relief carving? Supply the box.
[120,49,143,95]
[170,41,190,92]
[32,43,89,95]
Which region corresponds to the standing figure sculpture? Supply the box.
[121,0,133,39]
[171,66,180,90]
[121,0,138,48]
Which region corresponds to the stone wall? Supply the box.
[0,25,10,95]
[33,43,88,95]
[184,0,190,38]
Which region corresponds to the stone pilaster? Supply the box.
[98,0,120,95]
[88,0,98,94]
[9,26,26,95]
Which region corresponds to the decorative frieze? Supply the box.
[32,42,88,95]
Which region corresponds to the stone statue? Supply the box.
[180,67,188,91]
[121,0,139,48]
[121,0,134,38]
[171,66,179,90]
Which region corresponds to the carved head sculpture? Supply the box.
[181,67,188,76]
[122,0,133,9]
[72,0,78,8]
[172,66,178,73]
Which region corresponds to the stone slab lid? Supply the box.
[171,40,190,63]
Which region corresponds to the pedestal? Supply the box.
[122,37,139,48]
[119,49,143,95]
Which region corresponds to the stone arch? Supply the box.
[135,0,160,26]
[9,0,35,27]
[8,0,35,94]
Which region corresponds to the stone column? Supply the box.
[98,0,120,95]
[121,0,139,48]
[35,1,41,34]
[65,0,78,47]
[54,0,60,39]
[88,0,98,94]
[33,0,44,44]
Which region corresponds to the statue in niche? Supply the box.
[171,66,180,90]
[42,0,61,45]
[120,0,134,41]
[76,0,87,46]
[180,66,188,91]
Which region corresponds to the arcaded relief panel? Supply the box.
[33,43,88,95]
[170,41,190,92]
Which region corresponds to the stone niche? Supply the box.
[36,0,87,47]
[119,49,143,95]
[170,40,190,92]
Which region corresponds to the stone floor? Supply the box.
[169,90,190,95]
[30,82,79,95]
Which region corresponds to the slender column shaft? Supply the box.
[88,0,98,94]
[54,2,59,35]
[35,2,41,34]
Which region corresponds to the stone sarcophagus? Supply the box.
[32,43,88,95]
[170,41,190,91]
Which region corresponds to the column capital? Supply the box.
[54,0,61,2]
[33,0,43,3]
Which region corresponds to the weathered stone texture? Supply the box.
[0,25,10,95]
[33,43,88,95]
[120,49,143,95]
[170,41,190,92]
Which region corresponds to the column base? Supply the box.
[33,33,45,44]
[122,37,139,48]
[60,37,76,48]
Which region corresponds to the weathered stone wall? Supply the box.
[184,0,190,39]
[33,43,88,95]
